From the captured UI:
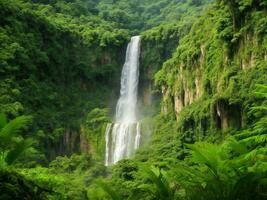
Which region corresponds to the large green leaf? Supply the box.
[143,166,174,200]
[186,142,227,174]
[0,115,32,147]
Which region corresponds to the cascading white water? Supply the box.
[105,36,141,166]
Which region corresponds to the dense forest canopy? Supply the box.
[0,0,210,161]
[27,0,211,32]
[0,0,266,199]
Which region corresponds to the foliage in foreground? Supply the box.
[95,84,267,200]
[0,114,34,167]
[0,169,52,200]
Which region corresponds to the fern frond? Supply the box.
[254,92,267,99]
[250,106,267,111]
[97,180,122,200]
[143,166,174,200]
[174,164,205,187]
[186,142,227,174]
[240,134,267,148]
[222,137,247,155]
[234,117,267,142]
[255,84,267,98]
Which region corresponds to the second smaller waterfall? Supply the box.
[105,36,141,166]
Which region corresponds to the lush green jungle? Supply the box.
[0,0,266,199]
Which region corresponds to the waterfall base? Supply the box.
[105,123,141,166]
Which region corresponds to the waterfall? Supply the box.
[105,36,141,166]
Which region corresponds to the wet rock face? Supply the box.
[143,83,152,106]
[195,77,202,99]
[174,95,183,119]
[184,88,194,106]
[172,75,202,120]
[161,85,172,115]
[214,100,242,130]
[80,129,90,154]
[60,129,80,156]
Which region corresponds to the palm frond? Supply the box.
[0,115,32,147]
[5,138,34,165]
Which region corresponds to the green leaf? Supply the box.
[5,138,34,165]
[0,115,32,147]
[0,113,7,130]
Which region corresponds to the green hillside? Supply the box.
[0,0,266,199]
